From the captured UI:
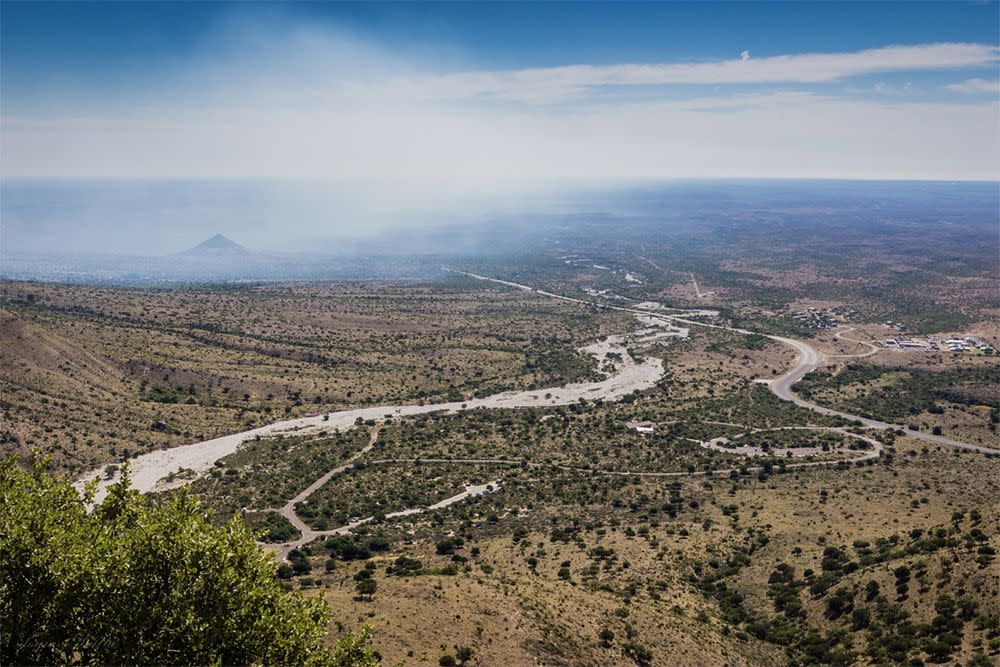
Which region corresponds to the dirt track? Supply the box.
[76,267,994,535]
[76,301,684,504]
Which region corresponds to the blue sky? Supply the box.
[1,1,998,184]
[4,2,999,74]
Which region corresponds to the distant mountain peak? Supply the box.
[182,234,251,255]
[196,233,241,249]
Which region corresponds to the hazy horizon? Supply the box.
[3,177,998,260]
[2,2,998,275]
[3,2,999,261]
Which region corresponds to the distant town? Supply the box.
[790,306,858,329]
[883,335,995,355]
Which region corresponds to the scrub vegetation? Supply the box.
[0,457,378,666]
[1,282,621,474]
[2,197,998,665]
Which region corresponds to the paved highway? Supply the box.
[452,268,997,456]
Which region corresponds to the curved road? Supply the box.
[77,266,995,514]
[76,295,681,504]
[827,327,880,358]
[262,427,882,559]
[267,477,501,561]
[764,335,994,454]
[449,268,997,455]
[249,270,995,558]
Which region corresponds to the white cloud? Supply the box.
[2,25,998,195]
[393,42,1000,103]
[740,50,750,62]
[945,77,1000,94]
[5,91,997,185]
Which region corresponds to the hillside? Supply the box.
[0,281,621,474]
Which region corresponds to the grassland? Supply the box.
[5,223,999,666]
[254,435,999,667]
[155,307,999,666]
[795,360,1000,449]
[1,280,627,473]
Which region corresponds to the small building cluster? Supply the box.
[882,335,994,355]
[790,306,856,329]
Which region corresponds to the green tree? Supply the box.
[623,640,653,666]
[356,577,378,600]
[0,456,378,666]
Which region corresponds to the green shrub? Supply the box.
[0,456,378,666]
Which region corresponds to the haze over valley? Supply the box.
[1,3,998,667]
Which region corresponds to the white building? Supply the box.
[626,420,656,435]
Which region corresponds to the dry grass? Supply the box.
[1,281,629,473]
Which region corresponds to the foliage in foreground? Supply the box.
[0,456,378,666]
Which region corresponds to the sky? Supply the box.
[1,1,998,253]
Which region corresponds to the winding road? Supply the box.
[249,270,991,557]
[76,290,683,504]
[268,473,501,560]
[77,265,995,547]
[827,327,881,359]
[447,268,996,455]
[262,426,499,559]
[261,426,882,559]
